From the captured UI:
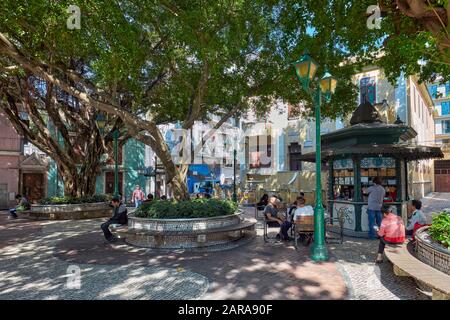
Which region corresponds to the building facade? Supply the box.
[353,66,436,199]
[0,111,22,209]
[240,66,436,201]
[428,80,450,192]
[144,116,240,198]
[45,138,147,203]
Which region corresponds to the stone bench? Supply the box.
[385,242,450,300]
[112,219,256,249]
[109,224,129,239]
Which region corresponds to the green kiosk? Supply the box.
[299,101,443,237]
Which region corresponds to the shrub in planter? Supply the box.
[428,212,450,249]
[38,194,111,205]
[134,199,238,219]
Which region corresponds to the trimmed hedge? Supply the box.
[429,212,450,249]
[38,194,111,205]
[133,199,238,219]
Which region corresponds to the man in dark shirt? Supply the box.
[264,196,293,241]
[101,197,128,243]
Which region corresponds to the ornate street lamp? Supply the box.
[96,113,119,198]
[292,51,338,262]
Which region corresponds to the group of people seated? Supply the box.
[258,191,428,263]
[259,192,314,242]
[373,199,427,264]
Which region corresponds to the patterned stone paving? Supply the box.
[0,217,208,300]
[420,192,450,222]
[328,239,428,300]
[0,210,346,300]
[3,193,448,300]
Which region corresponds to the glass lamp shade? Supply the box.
[293,53,318,82]
[95,114,107,129]
[320,71,337,94]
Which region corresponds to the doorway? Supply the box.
[435,160,450,192]
[105,172,123,196]
[22,173,45,203]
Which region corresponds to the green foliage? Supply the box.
[429,212,450,249]
[133,199,238,219]
[38,194,111,205]
[1,1,448,163]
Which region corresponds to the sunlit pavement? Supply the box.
[1,198,443,300]
[420,192,450,222]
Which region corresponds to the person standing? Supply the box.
[363,177,386,239]
[131,185,145,208]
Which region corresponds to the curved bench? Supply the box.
[110,219,256,249]
[384,242,450,300]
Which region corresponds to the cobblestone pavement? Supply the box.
[0,216,208,300]
[0,209,347,300]
[52,213,347,300]
[420,192,450,222]
[1,200,441,300]
[328,239,428,300]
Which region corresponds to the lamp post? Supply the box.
[96,114,120,198]
[113,128,119,198]
[232,148,237,202]
[293,51,337,262]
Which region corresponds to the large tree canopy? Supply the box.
[0,0,448,199]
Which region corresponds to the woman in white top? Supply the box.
[293,198,314,220]
[406,199,427,235]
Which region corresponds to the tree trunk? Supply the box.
[55,160,99,198]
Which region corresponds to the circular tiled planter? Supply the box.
[18,202,112,220]
[124,209,256,249]
[128,210,243,232]
[415,226,450,275]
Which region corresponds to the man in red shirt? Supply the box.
[131,185,145,208]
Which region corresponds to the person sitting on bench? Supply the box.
[406,199,427,236]
[256,194,269,211]
[264,196,293,241]
[293,197,314,219]
[375,205,405,264]
[142,193,154,204]
[8,194,31,219]
[101,196,128,243]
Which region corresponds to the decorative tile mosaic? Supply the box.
[361,157,395,168]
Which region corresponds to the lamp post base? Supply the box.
[310,244,329,262]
